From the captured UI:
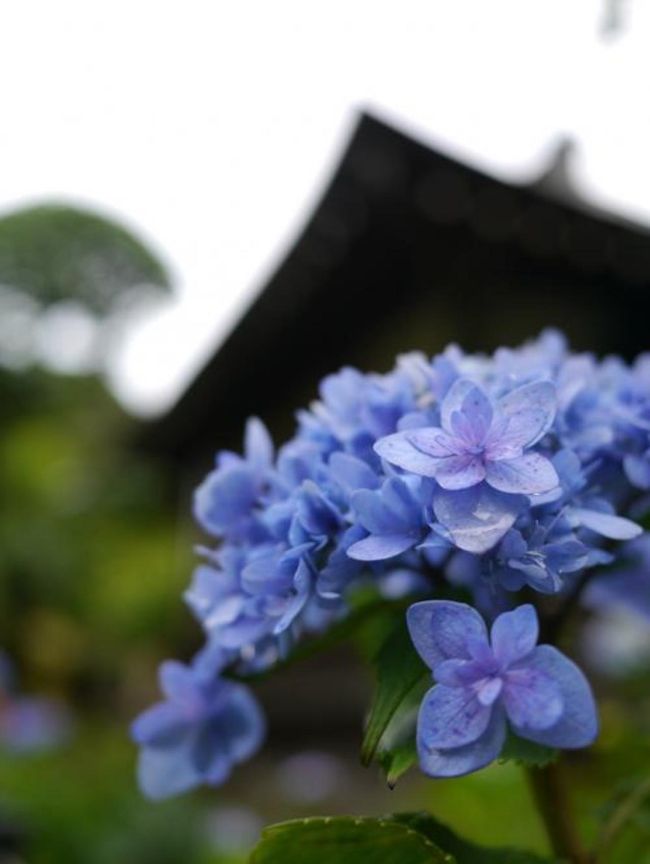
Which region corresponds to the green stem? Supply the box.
[526,762,591,864]
[596,776,650,862]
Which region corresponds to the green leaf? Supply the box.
[392,813,558,863]
[0,202,170,314]
[361,616,430,765]
[379,738,418,788]
[499,731,558,768]
[249,816,455,864]
[374,664,429,786]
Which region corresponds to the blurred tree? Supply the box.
[0,203,170,315]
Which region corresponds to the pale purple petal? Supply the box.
[494,381,557,449]
[434,658,487,687]
[511,646,598,748]
[433,485,526,554]
[244,417,274,469]
[347,533,416,561]
[272,560,311,634]
[569,507,642,540]
[373,431,440,476]
[407,428,465,458]
[417,705,507,778]
[477,677,503,706]
[449,386,493,447]
[193,741,230,786]
[218,617,272,649]
[503,667,563,731]
[203,594,246,630]
[242,553,293,595]
[624,454,650,490]
[418,684,492,749]
[159,661,203,711]
[407,600,488,669]
[137,741,202,800]
[351,489,397,534]
[131,703,190,747]
[193,466,258,535]
[435,455,486,490]
[441,379,482,434]
[491,604,539,667]
[328,452,380,491]
[382,476,422,524]
[217,685,266,762]
[485,453,559,495]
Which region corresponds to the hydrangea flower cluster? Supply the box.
[133,331,650,798]
[408,602,597,776]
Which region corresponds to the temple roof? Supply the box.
[138,112,650,472]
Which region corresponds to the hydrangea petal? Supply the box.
[433,484,526,554]
[477,677,503,706]
[272,560,311,635]
[450,385,493,446]
[490,604,539,667]
[190,722,229,780]
[351,488,398,534]
[441,379,482,434]
[407,427,466,458]
[218,617,272,649]
[569,507,642,540]
[131,702,190,747]
[417,706,507,778]
[214,685,266,762]
[328,452,380,492]
[485,453,559,495]
[244,417,274,469]
[511,645,598,748]
[624,453,650,489]
[193,466,258,536]
[435,455,486,490]
[503,667,563,730]
[496,381,557,449]
[137,739,204,801]
[193,739,231,786]
[373,431,440,476]
[434,658,487,686]
[159,661,203,710]
[418,684,492,749]
[382,476,423,524]
[407,600,488,670]
[347,533,416,561]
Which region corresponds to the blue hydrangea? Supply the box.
[407,602,598,777]
[133,330,650,796]
[131,655,265,800]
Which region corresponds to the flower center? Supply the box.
[475,676,503,707]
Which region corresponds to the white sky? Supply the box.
[1,0,649,414]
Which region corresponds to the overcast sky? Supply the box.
[1,0,648,414]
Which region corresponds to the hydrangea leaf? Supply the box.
[378,738,418,788]
[392,813,558,863]
[375,669,429,787]
[499,730,558,768]
[361,617,430,766]
[249,816,455,864]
